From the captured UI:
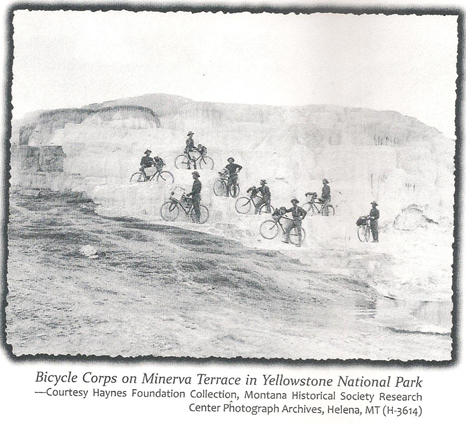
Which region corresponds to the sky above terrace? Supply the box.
[12,10,458,138]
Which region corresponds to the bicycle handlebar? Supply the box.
[272,213,292,221]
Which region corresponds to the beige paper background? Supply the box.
[1,1,463,423]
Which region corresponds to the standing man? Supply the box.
[255,179,271,214]
[284,198,307,247]
[224,157,242,197]
[187,171,202,223]
[140,149,155,180]
[369,201,380,243]
[320,178,331,215]
[185,131,197,168]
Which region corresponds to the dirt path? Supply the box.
[6,191,451,360]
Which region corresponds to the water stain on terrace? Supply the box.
[347,295,452,335]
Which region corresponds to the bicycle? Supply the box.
[174,150,214,170]
[130,165,174,184]
[213,171,240,198]
[303,192,335,216]
[259,213,306,245]
[160,189,209,224]
[357,216,371,242]
[235,192,274,214]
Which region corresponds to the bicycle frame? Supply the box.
[187,152,208,167]
[304,193,334,216]
[249,196,263,208]
[143,167,164,182]
[274,215,305,241]
[169,195,193,216]
[357,217,372,242]
[307,198,324,213]
[215,174,239,197]
[275,219,287,234]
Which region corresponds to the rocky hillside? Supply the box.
[17,105,161,146]
[10,93,455,231]
[89,93,442,149]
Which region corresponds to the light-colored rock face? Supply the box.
[11,145,65,172]
[11,94,455,231]
[394,205,439,231]
[18,105,161,147]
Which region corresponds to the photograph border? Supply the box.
[1,2,463,366]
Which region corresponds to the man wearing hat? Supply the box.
[187,171,202,223]
[284,198,307,247]
[140,149,155,180]
[224,157,242,197]
[320,178,331,215]
[185,131,197,168]
[254,179,271,214]
[369,201,380,242]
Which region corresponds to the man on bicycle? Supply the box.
[186,171,202,223]
[284,198,307,247]
[319,178,331,215]
[140,149,155,180]
[184,131,197,169]
[224,157,242,197]
[254,179,271,214]
[369,201,379,243]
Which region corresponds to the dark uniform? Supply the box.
[369,205,380,242]
[225,162,242,196]
[185,136,196,163]
[140,155,155,179]
[320,182,331,216]
[185,137,195,152]
[140,155,155,168]
[188,179,202,223]
[321,184,331,204]
[285,204,307,245]
[255,184,271,214]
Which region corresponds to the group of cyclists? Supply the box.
[138,130,380,244]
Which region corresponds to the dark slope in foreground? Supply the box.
[6,192,450,360]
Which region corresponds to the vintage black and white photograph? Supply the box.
[5,9,458,360]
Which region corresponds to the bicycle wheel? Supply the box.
[322,204,335,216]
[259,203,274,215]
[289,227,306,246]
[130,172,146,183]
[190,205,209,224]
[156,171,174,184]
[160,201,180,221]
[213,180,227,196]
[175,154,190,169]
[235,197,252,214]
[357,226,366,242]
[260,220,279,240]
[365,226,371,242]
[199,156,214,170]
[229,183,240,198]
